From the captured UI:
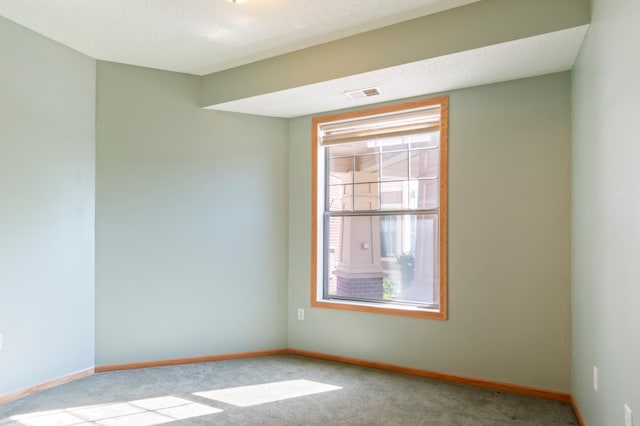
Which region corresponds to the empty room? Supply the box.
[0,0,638,425]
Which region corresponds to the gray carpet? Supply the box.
[0,355,578,425]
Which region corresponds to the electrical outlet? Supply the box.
[625,404,633,426]
[593,366,599,392]
[297,308,304,320]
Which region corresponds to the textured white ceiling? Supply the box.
[206,25,589,118]
[0,0,479,75]
[0,1,588,118]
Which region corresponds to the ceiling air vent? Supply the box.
[344,87,381,100]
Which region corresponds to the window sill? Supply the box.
[311,298,447,320]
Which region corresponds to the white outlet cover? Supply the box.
[593,366,598,391]
[625,404,633,426]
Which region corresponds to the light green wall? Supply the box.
[201,0,589,108]
[288,73,572,392]
[0,1,598,402]
[0,17,96,395]
[572,0,640,423]
[95,62,289,364]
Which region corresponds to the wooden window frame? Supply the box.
[311,96,449,320]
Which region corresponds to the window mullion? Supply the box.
[326,209,439,218]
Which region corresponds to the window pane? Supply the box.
[413,179,439,209]
[410,148,439,179]
[328,184,352,211]
[378,136,408,152]
[381,151,408,181]
[329,157,353,177]
[380,180,408,209]
[328,144,353,158]
[387,214,439,305]
[353,183,380,210]
[326,215,343,297]
[326,214,383,300]
[380,216,397,257]
[353,142,378,156]
[353,154,379,183]
[409,131,440,149]
[326,213,438,306]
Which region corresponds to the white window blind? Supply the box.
[318,106,441,146]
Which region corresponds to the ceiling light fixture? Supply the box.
[227,0,247,3]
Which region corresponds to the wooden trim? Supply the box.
[288,348,572,403]
[313,97,448,126]
[95,348,289,373]
[570,395,588,426]
[310,96,449,320]
[311,299,446,319]
[0,367,94,405]
[311,114,319,309]
[438,96,448,319]
[0,350,580,414]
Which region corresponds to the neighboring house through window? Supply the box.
[311,97,448,319]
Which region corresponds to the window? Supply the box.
[311,97,448,319]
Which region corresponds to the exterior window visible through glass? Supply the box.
[380,216,396,257]
[312,97,448,319]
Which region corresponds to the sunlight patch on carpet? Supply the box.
[193,379,342,407]
[9,395,222,426]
